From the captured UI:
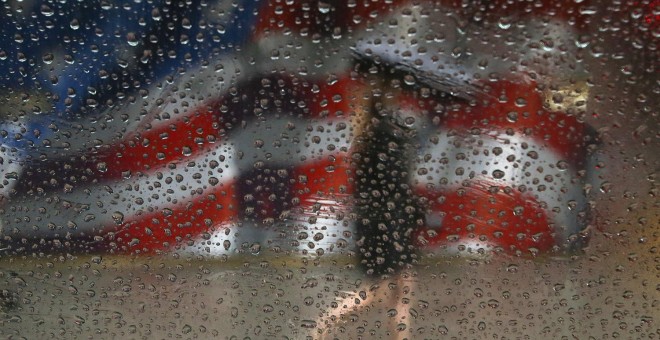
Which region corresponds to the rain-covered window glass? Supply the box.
[1,0,657,339]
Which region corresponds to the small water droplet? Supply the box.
[506,111,518,122]
[111,211,124,225]
[300,320,318,328]
[318,1,331,13]
[42,53,54,64]
[96,162,107,173]
[492,169,505,179]
[403,74,416,85]
[126,32,139,46]
[40,5,54,16]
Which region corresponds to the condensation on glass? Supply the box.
[0,1,656,339]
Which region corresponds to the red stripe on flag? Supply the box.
[441,80,591,165]
[414,181,555,255]
[107,182,237,254]
[291,154,354,201]
[92,98,225,178]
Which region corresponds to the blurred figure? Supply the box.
[313,0,600,338]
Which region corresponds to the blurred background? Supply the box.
[0,0,657,339]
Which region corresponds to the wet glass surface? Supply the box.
[0,1,657,339]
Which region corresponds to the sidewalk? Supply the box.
[1,231,656,339]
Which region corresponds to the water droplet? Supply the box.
[42,53,54,64]
[506,111,518,122]
[318,1,331,13]
[126,32,139,46]
[498,17,511,29]
[487,299,500,308]
[513,206,524,216]
[96,162,107,173]
[151,8,161,21]
[111,211,124,225]
[478,58,489,69]
[300,320,318,328]
[492,169,505,179]
[600,181,612,193]
[403,74,416,85]
[556,160,569,170]
[40,5,54,16]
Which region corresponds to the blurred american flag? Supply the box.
[1,0,599,257]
